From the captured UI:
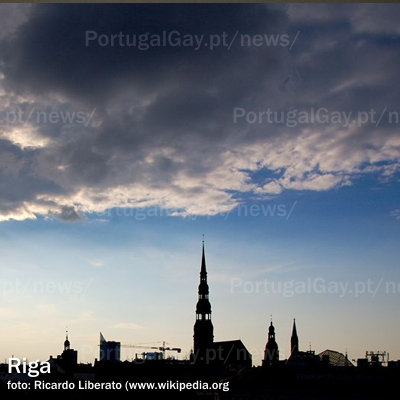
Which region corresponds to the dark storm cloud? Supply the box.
[2,4,284,106]
[0,4,399,220]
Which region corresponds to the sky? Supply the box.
[0,3,400,366]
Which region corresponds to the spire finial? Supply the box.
[200,237,207,276]
[202,234,204,245]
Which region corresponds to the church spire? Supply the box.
[291,318,299,355]
[200,239,207,277]
[193,240,214,361]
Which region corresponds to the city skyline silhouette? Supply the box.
[0,3,400,398]
[1,241,398,399]
[0,241,394,368]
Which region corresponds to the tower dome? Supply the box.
[64,331,70,351]
[263,321,279,366]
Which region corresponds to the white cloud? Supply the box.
[0,126,52,149]
[256,181,282,195]
[0,204,37,222]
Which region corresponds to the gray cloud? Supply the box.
[56,205,83,222]
[0,4,399,221]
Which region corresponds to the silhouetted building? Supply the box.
[388,360,400,368]
[193,242,214,362]
[192,241,252,369]
[290,318,299,356]
[287,319,320,366]
[49,331,78,374]
[263,321,279,367]
[319,349,354,367]
[361,351,388,367]
[357,357,369,368]
[61,331,78,367]
[100,333,121,362]
[212,340,252,370]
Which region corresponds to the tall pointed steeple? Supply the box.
[193,240,214,361]
[200,239,207,277]
[291,318,299,355]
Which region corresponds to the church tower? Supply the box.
[64,330,70,351]
[263,320,279,366]
[193,241,214,360]
[291,318,299,355]
[60,330,78,370]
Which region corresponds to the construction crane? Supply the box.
[122,341,181,359]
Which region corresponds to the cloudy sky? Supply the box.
[0,3,399,366]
